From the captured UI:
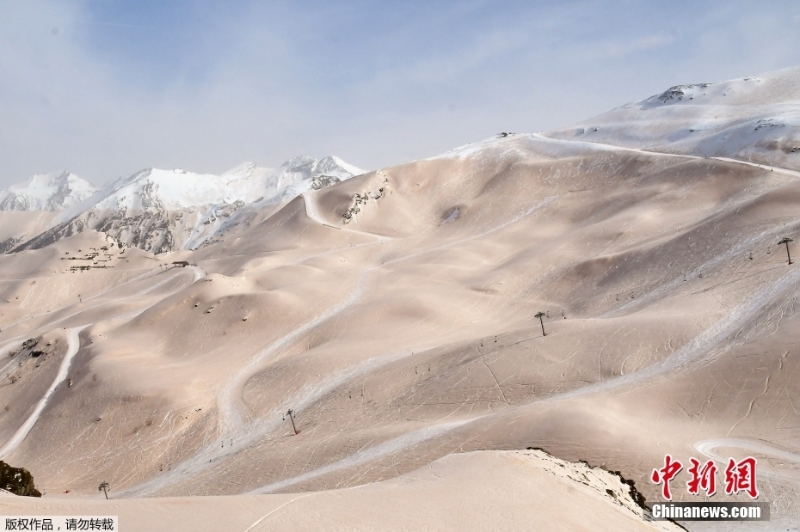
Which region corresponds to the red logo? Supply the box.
[652,455,758,500]
[651,454,683,500]
[724,457,759,498]
[687,458,717,496]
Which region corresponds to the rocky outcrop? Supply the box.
[657,84,711,103]
[0,461,42,497]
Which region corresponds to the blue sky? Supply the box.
[1,0,800,186]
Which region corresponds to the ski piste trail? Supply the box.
[0,266,203,381]
[0,325,88,459]
[0,266,205,458]
[530,132,800,181]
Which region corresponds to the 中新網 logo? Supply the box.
[651,455,759,500]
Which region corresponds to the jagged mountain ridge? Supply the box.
[0,171,97,212]
[4,155,365,254]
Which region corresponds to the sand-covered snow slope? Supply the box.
[0,450,682,532]
[0,67,799,531]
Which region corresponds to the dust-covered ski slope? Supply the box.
[119,341,442,497]
[195,251,798,496]
[0,265,205,461]
[122,147,799,497]
[240,257,800,495]
[0,265,204,379]
[4,134,797,499]
[0,264,203,344]
[119,183,569,495]
[123,236,465,496]
[532,132,800,181]
[0,325,87,459]
[258,142,799,493]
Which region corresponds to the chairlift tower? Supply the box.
[286,409,298,435]
[535,312,547,337]
[778,237,794,265]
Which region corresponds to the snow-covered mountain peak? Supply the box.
[222,162,272,180]
[68,155,364,217]
[275,155,366,180]
[90,167,251,212]
[10,155,367,254]
[0,171,98,211]
[320,155,366,177]
[248,155,366,202]
[634,76,771,110]
[545,65,800,171]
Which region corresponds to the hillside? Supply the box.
[546,65,800,171]
[0,67,799,531]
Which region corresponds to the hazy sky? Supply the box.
[2,0,800,187]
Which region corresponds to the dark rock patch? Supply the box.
[0,461,42,497]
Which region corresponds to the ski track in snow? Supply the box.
[601,221,797,319]
[0,265,205,459]
[712,157,800,180]
[120,283,371,496]
[0,266,202,382]
[119,344,431,497]
[379,195,557,268]
[0,325,88,459]
[219,277,367,433]
[548,262,800,402]
[694,438,800,483]
[531,133,800,181]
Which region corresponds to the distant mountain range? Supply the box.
[0,171,97,212]
[0,155,365,254]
